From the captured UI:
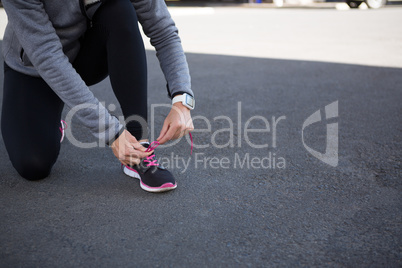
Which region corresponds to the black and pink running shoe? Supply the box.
[122,141,177,193]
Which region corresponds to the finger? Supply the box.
[124,151,141,165]
[186,121,194,131]
[184,124,194,136]
[176,127,187,139]
[170,125,186,141]
[125,147,151,159]
[177,123,188,138]
[157,122,170,141]
[131,141,148,152]
[123,131,148,152]
[125,147,139,157]
[127,156,141,166]
[119,155,131,167]
[137,151,152,159]
[121,130,138,145]
[158,125,175,144]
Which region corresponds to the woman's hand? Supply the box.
[110,129,151,166]
[157,102,194,145]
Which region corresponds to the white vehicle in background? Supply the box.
[272,0,389,8]
[345,0,387,8]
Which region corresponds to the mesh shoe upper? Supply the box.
[126,141,176,190]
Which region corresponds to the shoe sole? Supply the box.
[123,165,177,193]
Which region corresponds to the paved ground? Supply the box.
[0,5,401,268]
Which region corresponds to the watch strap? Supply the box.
[172,95,185,105]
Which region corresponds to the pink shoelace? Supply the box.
[143,141,160,167]
[143,133,193,167]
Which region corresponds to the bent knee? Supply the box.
[13,157,55,181]
[94,0,139,31]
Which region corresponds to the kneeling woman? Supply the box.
[1,0,195,192]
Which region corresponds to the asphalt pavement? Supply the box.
[0,5,401,267]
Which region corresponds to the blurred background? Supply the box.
[163,0,402,8]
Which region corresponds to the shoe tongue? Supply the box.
[140,142,150,149]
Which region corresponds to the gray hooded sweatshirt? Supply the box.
[1,0,193,144]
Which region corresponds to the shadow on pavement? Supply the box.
[0,45,401,266]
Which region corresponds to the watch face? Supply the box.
[185,94,195,109]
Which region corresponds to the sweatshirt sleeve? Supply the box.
[133,0,193,98]
[2,0,123,144]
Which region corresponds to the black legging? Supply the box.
[1,0,147,180]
